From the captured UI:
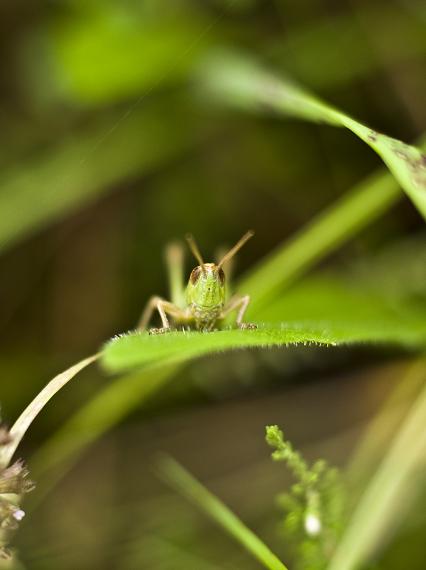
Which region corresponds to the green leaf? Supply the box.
[201,52,426,219]
[102,321,426,374]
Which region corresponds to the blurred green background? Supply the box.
[0,1,425,568]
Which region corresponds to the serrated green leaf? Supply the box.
[102,319,426,374]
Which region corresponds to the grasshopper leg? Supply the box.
[165,241,185,307]
[220,294,257,330]
[137,296,188,333]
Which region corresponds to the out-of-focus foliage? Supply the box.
[0,102,201,252]
[0,0,425,568]
[48,2,207,104]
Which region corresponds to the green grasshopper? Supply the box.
[138,231,257,333]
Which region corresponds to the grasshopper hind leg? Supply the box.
[137,240,189,334]
[165,241,185,307]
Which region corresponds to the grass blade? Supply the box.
[347,358,426,482]
[0,355,98,469]
[157,455,289,570]
[238,171,402,313]
[30,362,178,483]
[202,52,426,219]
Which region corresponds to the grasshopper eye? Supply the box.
[218,268,225,285]
[190,267,202,284]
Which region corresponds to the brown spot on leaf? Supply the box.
[412,174,426,190]
[395,149,409,161]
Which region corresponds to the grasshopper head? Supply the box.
[187,262,226,308]
[185,231,254,308]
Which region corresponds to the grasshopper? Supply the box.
[138,231,257,333]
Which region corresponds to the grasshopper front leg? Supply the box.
[137,296,189,334]
[220,294,257,330]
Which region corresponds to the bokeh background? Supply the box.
[0,1,425,568]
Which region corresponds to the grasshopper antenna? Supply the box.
[185,234,206,274]
[218,230,254,269]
